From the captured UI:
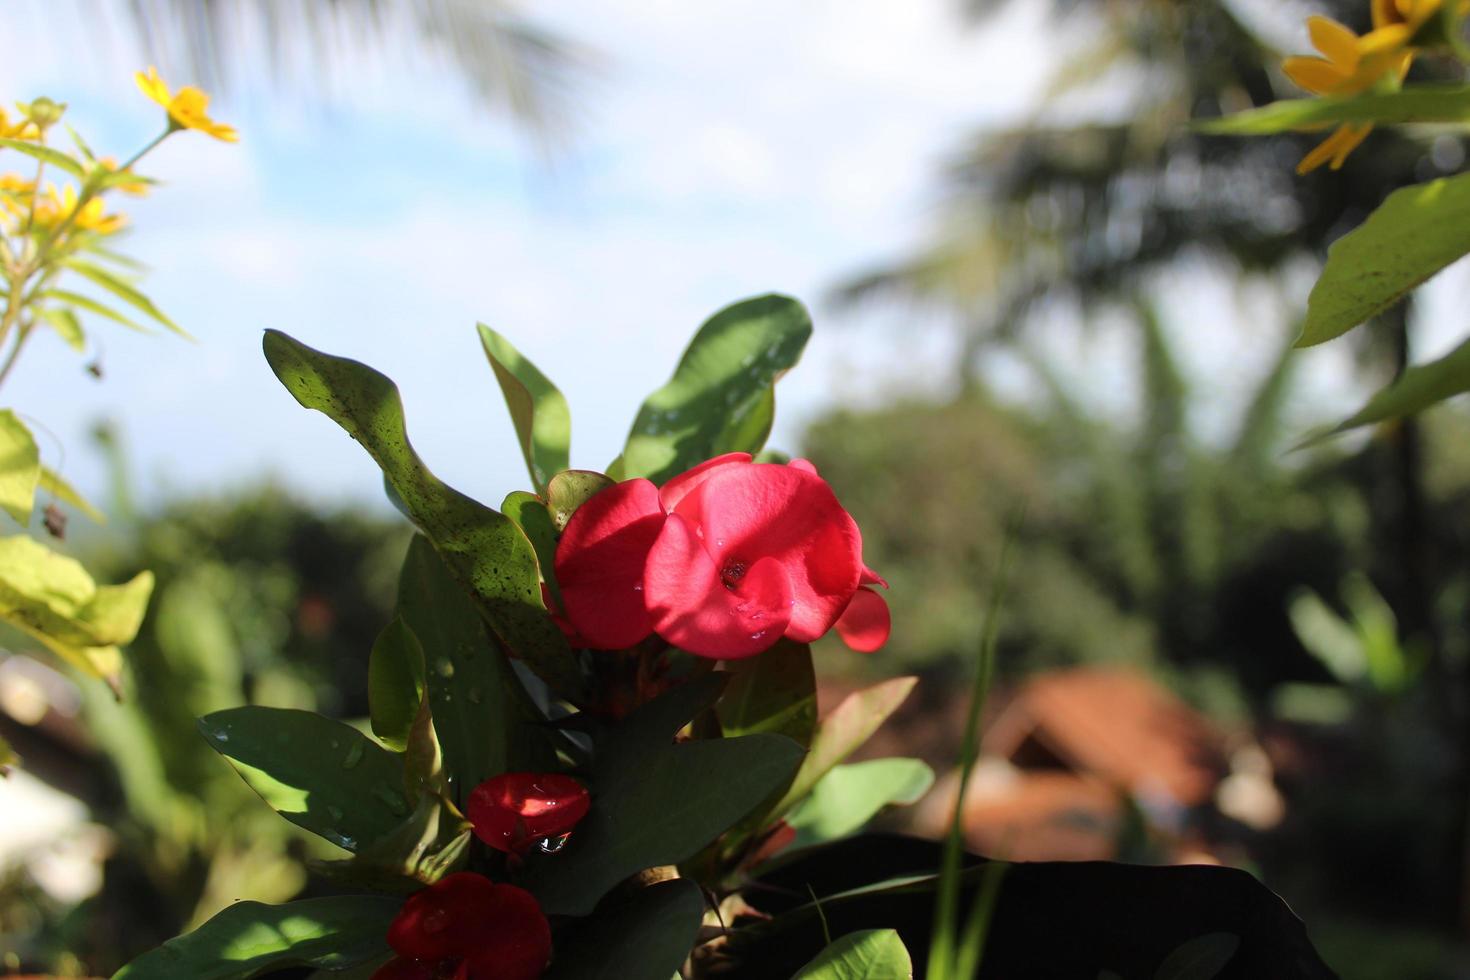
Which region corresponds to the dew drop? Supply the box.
[212,730,229,742]
[327,805,344,821]
[342,741,364,769]
[435,658,455,679]
[539,833,572,854]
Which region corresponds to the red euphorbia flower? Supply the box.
[467,772,590,854]
[373,872,551,980]
[554,453,890,658]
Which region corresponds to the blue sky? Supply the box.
[0,1,1070,515]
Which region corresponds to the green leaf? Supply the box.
[0,410,40,523]
[718,639,817,744]
[790,929,914,980]
[0,138,85,178]
[198,706,410,852]
[1297,172,1470,348]
[767,677,917,821]
[263,331,584,700]
[1197,85,1470,134]
[546,878,706,980]
[785,759,935,850]
[546,469,615,531]
[62,259,189,337]
[1154,933,1241,980]
[39,464,105,523]
[1300,334,1470,445]
[0,731,16,773]
[501,489,561,602]
[523,674,805,915]
[111,895,401,979]
[43,288,152,334]
[313,791,471,893]
[620,294,812,483]
[478,325,571,492]
[38,307,87,350]
[368,616,425,752]
[395,535,555,808]
[0,535,151,686]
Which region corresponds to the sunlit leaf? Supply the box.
[545,469,614,531]
[112,895,400,979]
[38,307,87,350]
[620,294,812,483]
[790,929,914,980]
[368,616,425,752]
[0,137,85,178]
[786,758,935,850]
[478,325,571,493]
[198,706,410,852]
[0,410,40,523]
[1297,172,1470,348]
[263,332,584,700]
[44,288,152,333]
[1198,85,1470,134]
[1300,334,1470,444]
[38,464,105,523]
[63,258,189,337]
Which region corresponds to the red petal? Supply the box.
[462,884,553,980]
[834,587,890,653]
[387,872,500,961]
[554,479,664,649]
[467,772,591,853]
[788,458,819,475]
[674,464,861,643]
[657,452,752,511]
[860,564,888,589]
[645,513,793,658]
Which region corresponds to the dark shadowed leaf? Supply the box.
[718,639,817,745]
[112,895,400,979]
[619,294,812,483]
[198,706,409,852]
[478,324,571,492]
[546,877,705,980]
[1154,932,1241,980]
[263,331,584,700]
[523,674,805,915]
[791,929,914,980]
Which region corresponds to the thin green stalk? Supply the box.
[929,511,1022,980]
[0,321,35,391]
[32,129,168,258]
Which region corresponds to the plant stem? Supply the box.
[0,321,34,391]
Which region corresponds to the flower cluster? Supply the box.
[554,453,890,659]
[374,771,589,979]
[1283,0,1464,173]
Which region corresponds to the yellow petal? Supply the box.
[1359,23,1412,56]
[1282,56,1349,94]
[1329,124,1373,169]
[1297,127,1351,174]
[1307,16,1360,69]
[133,66,171,109]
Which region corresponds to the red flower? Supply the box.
[467,772,591,855]
[554,453,890,658]
[373,872,551,980]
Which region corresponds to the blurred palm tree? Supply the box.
[105,0,583,134]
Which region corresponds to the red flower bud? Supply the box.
[375,872,551,980]
[467,772,591,855]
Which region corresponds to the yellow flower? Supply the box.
[134,67,239,143]
[95,156,150,197]
[34,183,127,236]
[1282,15,1417,174]
[0,172,34,223]
[0,106,39,141]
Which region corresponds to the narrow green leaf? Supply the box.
[0,138,85,178]
[1154,933,1241,980]
[501,489,561,606]
[767,676,917,821]
[368,616,426,752]
[263,331,584,700]
[112,895,401,979]
[791,929,914,980]
[0,410,40,523]
[546,878,706,980]
[65,124,96,162]
[1300,334,1470,445]
[523,674,805,915]
[314,790,471,893]
[43,288,152,333]
[1198,85,1470,134]
[718,638,817,744]
[620,294,812,483]
[63,259,189,337]
[38,307,87,350]
[478,325,571,492]
[1298,172,1470,348]
[395,535,555,809]
[786,759,935,850]
[198,706,410,852]
[38,464,105,523]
